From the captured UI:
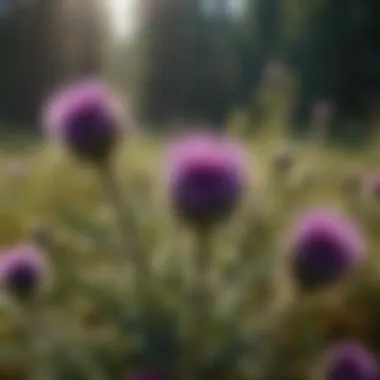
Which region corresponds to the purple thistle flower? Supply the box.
[323,342,377,380]
[42,80,125,163]
[0,245,47,300]
[289,211,365,291]
[166,132,248,228]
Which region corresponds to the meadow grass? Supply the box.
[0,125,379,379]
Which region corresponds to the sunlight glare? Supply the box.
[108,0,136,40]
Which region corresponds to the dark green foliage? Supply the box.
[0,0,55,126]
[293,0,380,142]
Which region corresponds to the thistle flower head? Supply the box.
[43,80,125,163]
[323,342,377,380]
[166,132,248,229]
[0,245,47,300]
[289,210,365,291]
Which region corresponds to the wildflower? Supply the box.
[0,245,47,300]
[166,132,248,229]
[43,80,124,163]
[289,211,365,291]
[323,342,377,380]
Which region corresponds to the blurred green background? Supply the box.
[0,0,379,145]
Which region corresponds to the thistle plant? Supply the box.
[235,207,365,379]
[0,245,47,302]
[288,210,365,292]
[0,244,54,379]
[166,132,248,379]
[42,80,148,304]
[167,132,247,229]
[42,80,124,164]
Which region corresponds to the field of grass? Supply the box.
[1,127,380,380]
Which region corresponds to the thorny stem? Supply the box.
[181,227,213,380]
[98,161,150,311]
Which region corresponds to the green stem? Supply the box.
[99,162,133,267]
[181,228,213,380]
[98,161,149,313]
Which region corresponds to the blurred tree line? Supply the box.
[0,0,379,142]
